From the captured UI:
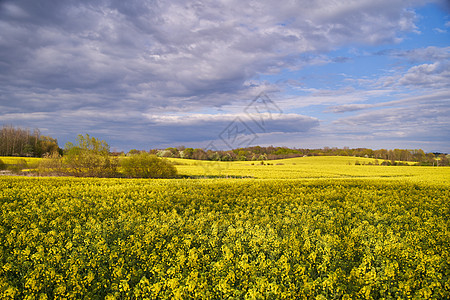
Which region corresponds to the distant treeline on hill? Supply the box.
[136,146,448,166]
[1,125,448,166]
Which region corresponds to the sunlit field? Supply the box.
[0,156,41,165]
[1,156,449,299]
[171,156,450,185]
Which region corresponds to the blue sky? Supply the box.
[0,0,449,152]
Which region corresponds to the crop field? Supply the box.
[0,156,40,167]
[0,157,449,299]
[172,156,450,185]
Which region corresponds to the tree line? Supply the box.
[1,125,448,168]
[141,145,449,166]
[0,125,60,157]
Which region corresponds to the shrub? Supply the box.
[8,159,27,174]
[0,159,6,170]
[121,153,177,178]
[63,134,119,177]
[37,152,64,175]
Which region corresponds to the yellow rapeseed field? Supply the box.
[172,156,450,185]
[0,156,449,299]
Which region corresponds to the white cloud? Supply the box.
[434,28,447,33]
[0,0,429,109]
[331,92,450,147]
[1,0,448,151]
[396,62,450,88]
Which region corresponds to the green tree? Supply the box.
[127,149,141,156]
[182,148,194,159]
[412,149,426,162]
[165,147,179,158]
[121,152,177,178]
[438,154,449,166]
[426,153,436,165]
[35,135,60,157]
[192,148,207,160]
[64,134,119,177]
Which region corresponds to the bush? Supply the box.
[8,159,27,174]
[63,134,119,177]
[121,153,178,178]
[0,159,6,170]
[38,152,64,175]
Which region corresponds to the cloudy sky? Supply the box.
[1,0,449,152]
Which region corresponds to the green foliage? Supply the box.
[149,145,442,163]
[127,149,141,156]
[36,135,60,157]
[7,159,27,174]
[0,159,6,170]
[0,177,449,299]
[65,134,110,155]
[61,134,119,177]
[121,153,177,178]
[36,135,181,178]
[182,148,194,159]
[64,134,117,177]
[37,152,64,175]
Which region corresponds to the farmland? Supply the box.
[0,157,449,299]
[171,156,450,185]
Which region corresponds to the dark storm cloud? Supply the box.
[0,0,442,149]
[0,0,426,106]
[142,113,320,144]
